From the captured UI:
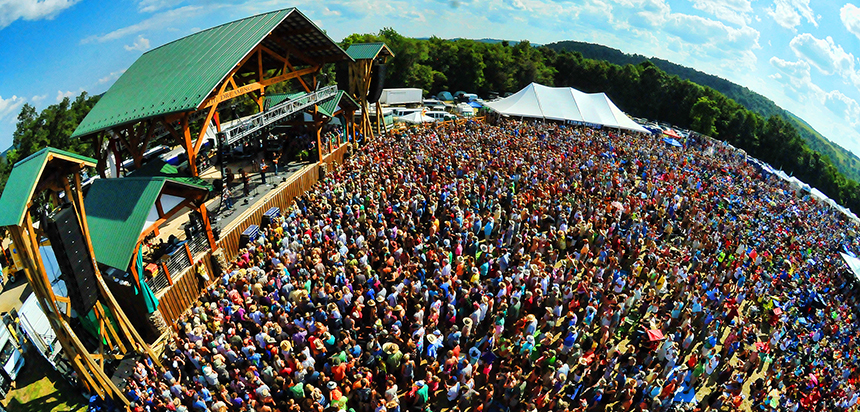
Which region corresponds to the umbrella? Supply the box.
[755,342,771,353]
[647,329,666,342]
[773,307,783,316]
[611,201,625,211]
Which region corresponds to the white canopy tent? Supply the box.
[485,83,649,134]
[398,112,436,124]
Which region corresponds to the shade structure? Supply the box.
[484,83,649,134]
[398,112,436,124]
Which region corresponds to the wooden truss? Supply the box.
[6,157,159,407]
[94,41,326,178]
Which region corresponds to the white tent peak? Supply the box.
[485,83,648,134]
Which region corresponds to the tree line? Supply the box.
[2,30,857,216]
[341,29,860,215]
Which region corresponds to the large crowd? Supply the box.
[124,119,860,412]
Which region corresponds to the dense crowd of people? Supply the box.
[125,119,860,412]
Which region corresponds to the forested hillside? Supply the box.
[546,40,860,182]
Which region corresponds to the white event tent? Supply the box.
[485,83,649,134]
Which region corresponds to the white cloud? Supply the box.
[30,94,47,104]
[766,0,817,30]
[80,5,202,43]
[136,0,183,13]
[841,4,860,40]
[789,33,856,79]
[56,90,75,102]
[689,0,753,27]
[98,70,126,84]
[0,95,25,121]
[823,90,860,127]
[0,0,81,30]
[124,36,151,52]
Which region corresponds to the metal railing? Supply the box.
[222,86,338,147]
[146,265,171,294]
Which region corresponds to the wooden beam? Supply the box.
[197,204,217,251]
[72,172,161,367]
[268,36,316,66]
[140,198,194,238]
[99,303,126,354]
[181,114,199,177]
[199,65,319,109]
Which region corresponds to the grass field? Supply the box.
[2,343,87,412]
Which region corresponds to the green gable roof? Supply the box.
[318,91,359,117]
[0,147,96,227]
[85,176,207,270]
[72,8,352,139]
[85,178,165,270]
[128,159,212,191]
[345,42,394,60]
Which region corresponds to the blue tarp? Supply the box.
[436,91,454,101]
[663,137,683,147]
[468,101,482,108]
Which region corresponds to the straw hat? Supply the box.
[382,342,399,354]
[394,304,404,312]
[426,334,438,345]
[314,339,325,350]
[376,295,385,303]
[367,299,376,307]
[327,381,337,390]
[463,318,473,328]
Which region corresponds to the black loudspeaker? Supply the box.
[367,64,386,104]
[336,61,351,95]
[45,206,99,315]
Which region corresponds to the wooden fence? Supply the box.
[154,142,355,327]
[155,256,215,327]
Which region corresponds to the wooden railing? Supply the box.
[153,140,351,327]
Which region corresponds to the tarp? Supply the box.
[663,129,681,139]
[663,137,683,147]
[436,91,453,101]
[468,101,482,108]
[484,83,649,134]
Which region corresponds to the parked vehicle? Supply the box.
[425,111,457,121]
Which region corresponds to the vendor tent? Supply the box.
[484,83,649,134]
[398,112,436,124]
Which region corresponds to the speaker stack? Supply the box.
[45,206,99,315]
[367,64,387,104]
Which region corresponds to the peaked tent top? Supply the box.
[484,83,649,134]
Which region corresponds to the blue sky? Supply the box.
[2,0,860,156]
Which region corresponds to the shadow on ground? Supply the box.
[3,343,86,412]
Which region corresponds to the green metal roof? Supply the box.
[85,178,165,270]
[318,91,359,117]
[0,147,96,227]
[85,176,208,270]
[127,159,212,191]
[345,43,394,60]
[72,8,352,139]
[265,91,308,107]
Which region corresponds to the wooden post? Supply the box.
[182,114,199,177]
[198,204,217,251]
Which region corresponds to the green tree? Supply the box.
[690,96,720,137]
